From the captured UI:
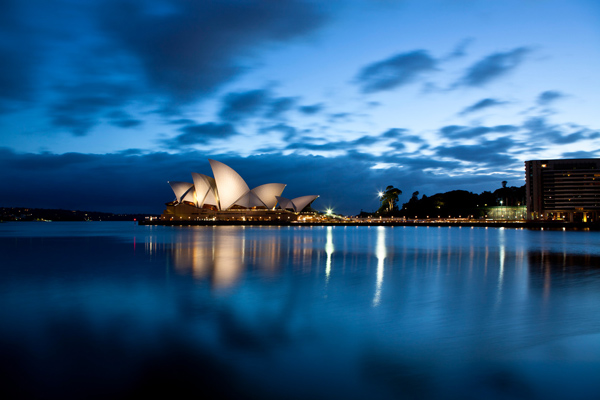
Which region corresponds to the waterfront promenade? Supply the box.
[139,218,600,230]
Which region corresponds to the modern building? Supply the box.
[162,159,319,221]
[525,158,600,221]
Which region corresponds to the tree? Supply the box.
[378,185,402,214]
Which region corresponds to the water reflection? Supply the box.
[497,227,506,305]
[169,228,245,288]
[325,226,334,282]
[373,226,386,307]
[167,227,320,288]
[2,225,600,399]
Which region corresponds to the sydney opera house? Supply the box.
[161,159,319,222]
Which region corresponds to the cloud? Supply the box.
[48,82,138,136]
[285,133,386,152]
[445,38,474,60]
[168,118,196,126]
[355,50,437,93]
[522,116,593,145]
[298,103,323,115]
[0,1,41,109]
[164,122,238,148]
[456,47,531,87]
[0,0,326,129]
[106,111,143,128]
[0,147,526,215]
[259,123,297,142]
[219,90,270,122]
[459,98,507,115]
[218,90,298,122]
[98,0,326,101]
[264,96,297,119]
[536,90,565,106]
[328,112,352,122]
[562,150,598,159]
[380,128,424,144]
[434,137,520,166]
[439,124,519,139]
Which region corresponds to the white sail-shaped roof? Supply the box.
[209,159,250,210]
[167,159,319,212]
[252,183,286,209]
[292,195,319,212]
[276,196,295,210]
[204,186,218,206]
[168,181,194,203]
[182,189,195,203]
[235,191,266,208]
[192,172,218,208]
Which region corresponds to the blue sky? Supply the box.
[1,0,599,214]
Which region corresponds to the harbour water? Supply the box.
[1,222,600,399]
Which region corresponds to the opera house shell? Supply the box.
[162,159,319,222]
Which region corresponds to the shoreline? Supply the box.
[138,219,600,230]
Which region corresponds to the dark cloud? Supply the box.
[260,123,297,142]
[106,110,143,128]
[169,118,196,125]
[0,1,41,109]
[164,122,238,148]
[434,137,519,166]
[99,0,326,101]
[355,50,437,93]
[445,38,474,60]
[264,96,297,119]
[298,103,323,115]
[537,90,565,106]
[328,112,352,122]
[523,116,592,145]
[380,128,424,143]
[381,128,409,139]
[285,134,385,152]
[0,43,35,104]
[562,150,598,159]
[439,124,519,139]
[0,147,525,215]
[552,131,587,145]
[49,83,137,136]
[456,47,531,87]
[459,98,507,115]
[1,1,326,129]
[218,90,298,122]
[219,90,270,122]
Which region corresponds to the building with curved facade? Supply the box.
[162,159,319,222]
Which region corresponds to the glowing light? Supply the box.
[378,191,384,198]
[325,226,334,281]
[373,226,386,307]
[326,208,333,215]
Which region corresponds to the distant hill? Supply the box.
[0,207,158,222]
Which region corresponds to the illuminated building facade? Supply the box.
[525,158,600,221]
[162,159,319,221]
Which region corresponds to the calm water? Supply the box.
[1,222,600,399]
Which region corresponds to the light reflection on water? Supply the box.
[1,222,600,399]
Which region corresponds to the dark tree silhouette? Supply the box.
[378,185,402,214]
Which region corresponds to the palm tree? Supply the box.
[379,185,402,213]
